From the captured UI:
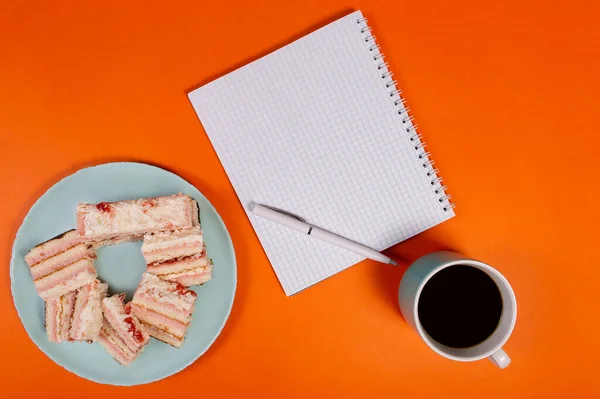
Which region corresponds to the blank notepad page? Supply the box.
[188,10,454,295]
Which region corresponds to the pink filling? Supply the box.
[45,291,77,343]
[35,259,95,290]
[76,215,85,235]
[143,241,203,254]
[30,244,95,280]
[163,269,213,287]
[133,292,194,320]
[130,303,189,338]
[147,253,207,275]
[45,300,60,343]
[70,284,92,339]
[35,260,97,300]
[25,230,80,266]
[142,243,204,264]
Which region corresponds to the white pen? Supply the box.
[250,203,397,265]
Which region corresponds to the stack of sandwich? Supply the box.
[24,193,213,366]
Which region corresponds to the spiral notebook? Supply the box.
[188,10,455,296]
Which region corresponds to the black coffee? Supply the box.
[417,265,503,348]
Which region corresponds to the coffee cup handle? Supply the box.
[488,348,511,369]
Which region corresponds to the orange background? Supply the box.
[1,0,599,397]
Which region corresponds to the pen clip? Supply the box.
[252,203,307,223]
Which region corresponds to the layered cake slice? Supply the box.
[76,193,200,246]
[130,273,197,348]
[45,291,76,343]
[25,230,97,300]
[141,227,213,286]
[98,294,150,366]
[69,280,108,341]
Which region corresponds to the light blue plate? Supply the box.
[10,162,237,385]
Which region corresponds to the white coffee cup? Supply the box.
[398,251,517,368]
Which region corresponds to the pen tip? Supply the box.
[389,259,397,265]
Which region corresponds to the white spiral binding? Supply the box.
[357,16,455,212]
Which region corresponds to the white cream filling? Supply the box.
[79,195,195,237]
[76,283,107,337]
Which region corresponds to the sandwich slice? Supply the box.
[69,280,108,341]
[142,227,213,286]
[25,230,97,300]
[76,194,200,246]
[45,291,76,343]
[130,272,197,348]
[98,294,150,366]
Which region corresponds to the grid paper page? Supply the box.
[189,10,454,295]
